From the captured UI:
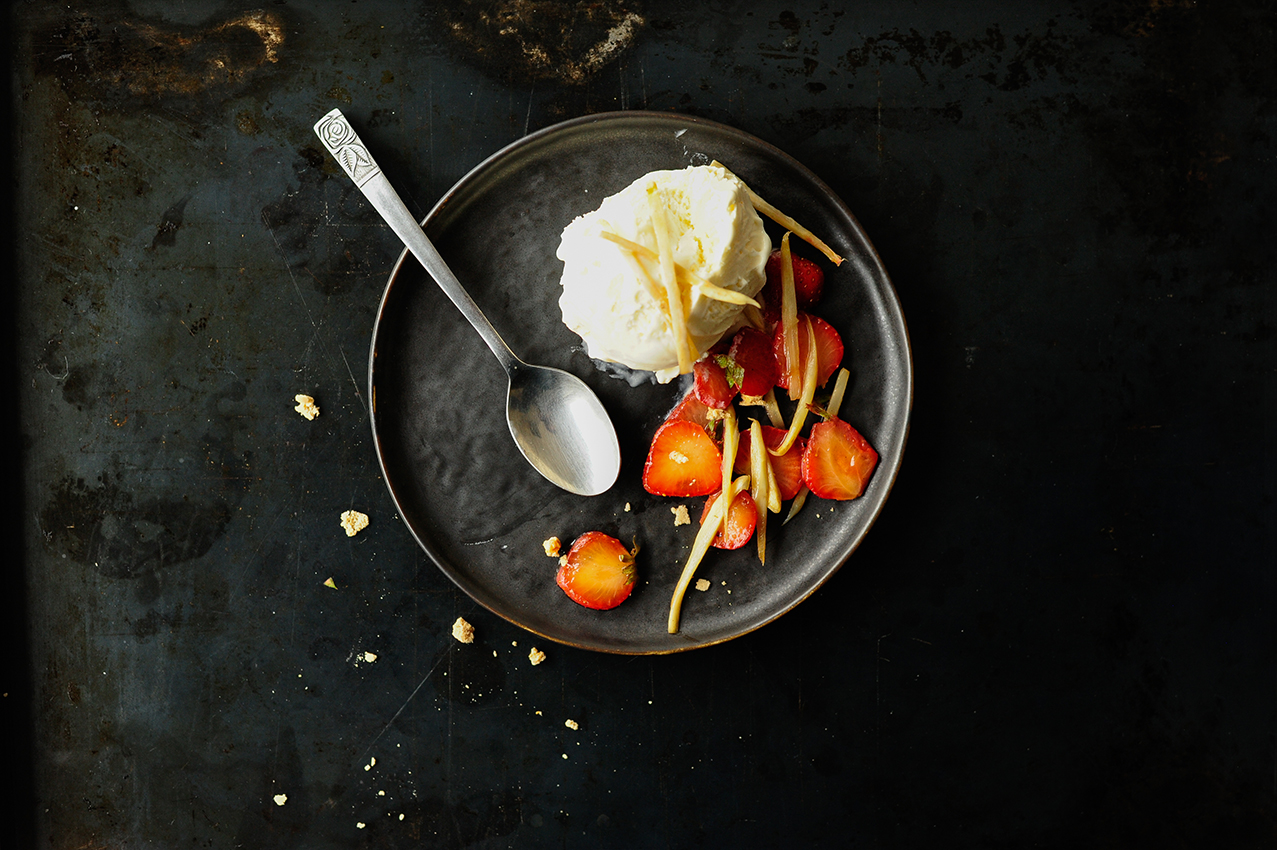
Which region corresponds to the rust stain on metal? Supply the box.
[439,0,645,85]
[36,9,285,100]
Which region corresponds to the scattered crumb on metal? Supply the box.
[294,393,320,419]
[340,510,369,537]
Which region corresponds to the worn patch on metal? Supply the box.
[435,0,645,85]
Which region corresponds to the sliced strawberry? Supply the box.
[699,488,758,549]
[664,390,715,431]
[733,424,807,500]
[727,327,778,397]
[555,531,638,610]
[773,313,844,392]
[692,356,735,409]
[642,420,723,497]
[764,249,826,309]
[801,417,878,500]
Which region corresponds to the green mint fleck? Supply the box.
[715,355,745,389]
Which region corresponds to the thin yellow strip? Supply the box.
[645,189,691,374]
[711,160,844,266]
[597,230,759,308]
[827,368,850,419]
[779,233,801,401]
[668,475,751,633]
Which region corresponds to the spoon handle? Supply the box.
[313,108,518,371]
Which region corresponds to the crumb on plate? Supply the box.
[671,505,690,526]
[695,578,711,592]
[565,719,579,730]
[529,646,547,666]
[543,536,562,557]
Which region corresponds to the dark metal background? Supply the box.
[7,1,1275,847]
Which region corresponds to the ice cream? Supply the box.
[556,164,772,383]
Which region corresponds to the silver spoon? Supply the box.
[314,108,621,496]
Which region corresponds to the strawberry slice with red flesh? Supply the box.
[773,313,844,392]
[762,249,826,313]
[699,488,758,549]
[727,327,778,397]
[801,417,878,500]
[733,425,807,500]
[555,531,637,610]
[664,391,715,431]
[642,419,723,497]
[692,356,736,409]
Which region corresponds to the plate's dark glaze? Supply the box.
[369,111,911,654]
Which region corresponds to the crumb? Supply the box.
[356,822,365,829]
[558,555,568,568]
[452,617,475,644]
[671,505,690,526]
[273,794,287,806]
[543,536,562,557]
[624,502,631,512]
[565,719,579,730]
[529,647,547,666]
[362,651,377,663]
[340,510,369,537]
[695,578,711,592]
[294,394,320,420]
[323,577,337,589]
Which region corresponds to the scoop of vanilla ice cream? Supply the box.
[556,164,772,382]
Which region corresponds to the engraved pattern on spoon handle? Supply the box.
[313,108,518,371]
[314,108,381,187]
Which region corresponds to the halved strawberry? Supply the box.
[699,488,758,549]
[801,417,878,500]
[764,249,826,309]
[642,420,723,497]
[773,313,843,392]
[727,327,779,397]
[692,356,735,409]
[555,531,638,610]
[664,390,715,431]
[733,424,807,500]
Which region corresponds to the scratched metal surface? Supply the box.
[7,1,1276,847]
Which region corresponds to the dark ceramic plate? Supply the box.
[369,111,911,654]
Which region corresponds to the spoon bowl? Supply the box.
[506,361,620,496]
[314,108,620,496]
